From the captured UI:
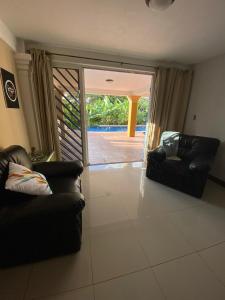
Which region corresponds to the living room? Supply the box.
[0,1,225,300]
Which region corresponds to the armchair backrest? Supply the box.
[159,131,220,162]
[0,145,32,190]
[177,134,220,162]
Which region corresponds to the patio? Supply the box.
[88,131,145,164]
[85,69,151,165]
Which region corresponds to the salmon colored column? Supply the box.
[127,96,141,137]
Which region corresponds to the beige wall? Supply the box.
[185,53,225,181]
[0,39,30,151]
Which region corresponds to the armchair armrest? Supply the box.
[148,146,166,162]
[6,192,85,222]
[189,156,213,172]
[33,161,83,178]
[36,192,85,215]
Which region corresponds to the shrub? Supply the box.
[86,95,149,126]
[60,94,150,129]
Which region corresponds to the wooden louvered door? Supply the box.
[52,67,85,163]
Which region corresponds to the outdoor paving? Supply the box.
[88,131,145,165]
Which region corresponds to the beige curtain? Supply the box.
[147,67,193,150]
[30,49,61,159]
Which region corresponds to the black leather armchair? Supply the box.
[0,145,85,267]
[146,132,220,198]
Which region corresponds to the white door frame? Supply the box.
[52,56,155,166]
[79,67,89,166]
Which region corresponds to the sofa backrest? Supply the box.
[178,134,220,162]
[0,145,32,190]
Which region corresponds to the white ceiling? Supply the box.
[84,69,152,96]
[0,0,225,64]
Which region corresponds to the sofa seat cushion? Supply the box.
[0,192,85,229]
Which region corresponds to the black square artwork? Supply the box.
[0,68,19,108]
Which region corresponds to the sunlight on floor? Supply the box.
[88,132,145,164]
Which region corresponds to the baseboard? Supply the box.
[208,175,225,188]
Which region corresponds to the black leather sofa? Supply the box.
[0,145,85,267]
[146,132,220,198]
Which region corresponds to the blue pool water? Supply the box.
[88,125,146,132]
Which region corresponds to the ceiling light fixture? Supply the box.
[145,0,175,11]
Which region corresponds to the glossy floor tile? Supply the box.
[133,216,194,265]
[26,232,92,299]
[81,162,143,200]
[153,254,225,300]
[199,242,225,285]
[168,199,225,250]
[2,163,225,300]
[94,268,164,300]
[90,221,149,283]
[88,194,129,227]
[0,265,31,300]
[0,293,24,300]
[33,286,94,300]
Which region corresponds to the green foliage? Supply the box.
[137,97,149,125]
[61,95,81,129]
[86,95,128,126]
[60,94,150,129]
[86,95,149,126]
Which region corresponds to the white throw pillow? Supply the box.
[160,131,180,157]
[5,162,52,196]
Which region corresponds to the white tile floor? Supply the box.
[1,162,225,300]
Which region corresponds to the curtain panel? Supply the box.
[30,49,61,159]
[147,67,193,150]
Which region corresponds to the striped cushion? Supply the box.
[5,162,52,195]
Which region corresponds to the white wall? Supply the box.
[0,19,16,51]
[185,54,225,181]
[15,53,41,150]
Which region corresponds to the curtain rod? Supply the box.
[27,47,190,70]
[50,52,156,69]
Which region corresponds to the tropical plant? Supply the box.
[137,97,149,125]
[60,94,150,129]
[60,95,81,130]
[86,95,149,126]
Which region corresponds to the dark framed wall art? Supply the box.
[0,68,19,108]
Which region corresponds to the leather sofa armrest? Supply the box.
[44,192,85,215]
[33,161,83,178]
[189,156,212,172]
[148,146,166,162]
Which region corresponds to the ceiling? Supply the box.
[84,69,152,96]
[0,0,225,64]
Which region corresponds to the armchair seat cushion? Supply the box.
[161,160,190,177]
[0,192,85,267]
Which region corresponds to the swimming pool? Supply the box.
[88,125,146,132]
